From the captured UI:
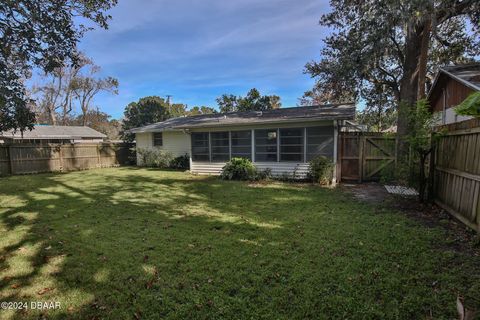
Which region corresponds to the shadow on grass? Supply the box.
[0,167,478,319]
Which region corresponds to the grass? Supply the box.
[0,167,479,319]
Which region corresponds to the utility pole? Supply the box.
[166,95,172,113]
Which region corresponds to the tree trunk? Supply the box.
[417,18,431,100]
[396,20,427,161]
[48,107,57,125]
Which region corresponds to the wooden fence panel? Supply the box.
[339,132,396,182]
[434,121,480,232]
[0,143,133,176]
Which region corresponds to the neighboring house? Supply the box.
[129,103,355,181]
[0,125,106,144]
[428,63,480,125]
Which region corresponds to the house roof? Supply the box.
[0,125,107,140]
[128,103,355,133]
[428,63,480,99]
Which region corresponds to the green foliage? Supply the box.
[0,0,117,132]
[169,154,190,170]
[216,88,281,113]
[307,156,333,184]
[136,148,174,168]
[455,91,480,117]
[187,106,217,116]
[121,96,171,142]
[220,157,257,180]
[356,107,397,132]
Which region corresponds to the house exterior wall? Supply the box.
[189,120,336,179]
[429,76,475,125]
[135,131,191,164]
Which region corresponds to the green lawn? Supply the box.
[0,168,479,319]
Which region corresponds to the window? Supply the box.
[191,132,210,161]
[306,126,334,161]
[211,132,230,162]
[280,128,303,162]
[255,129,277,162]
[153,132,163,146]
[231,131,252,159]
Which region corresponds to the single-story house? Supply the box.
[0,125,106,144]
[428,63,480,125]
[129,103,355,181]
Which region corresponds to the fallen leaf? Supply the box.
[37,287,54,295]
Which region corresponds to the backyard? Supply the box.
[0,167,479,319]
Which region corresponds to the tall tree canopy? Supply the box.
[216,88,281,113]
[304,0,480,155]
[0,0,117,133]
[121,96,171,142]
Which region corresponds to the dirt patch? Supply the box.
[341,182,480,256]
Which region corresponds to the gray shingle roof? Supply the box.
[0,125,107,140]
[129,103,355,133]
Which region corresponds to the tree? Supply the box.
[405,100,442,202]
[66,108,121,140]
[33,54,92,125]
[187,106,217,116]
[216,88,281,113]
[305,0,480,158]
[0,0,117,133]
[70,63,118,126]
[356,106,397,132]
[121,96,171,142]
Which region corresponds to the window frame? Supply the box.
[231,130,252,160]
[191,132,210,162]
[153,132,163,147]
[254,128,278,162]
[210,131,230,162]
[279,127,304,162]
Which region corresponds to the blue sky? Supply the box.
[78,0,331,119]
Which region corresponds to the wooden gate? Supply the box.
[339,132,396,182]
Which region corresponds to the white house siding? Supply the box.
[135,131,191,164]
[190,161,310,178]
[189,120,336,179]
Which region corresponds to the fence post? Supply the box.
[7,145,14,175]
[358,134,364,183]
[427,133,436,202]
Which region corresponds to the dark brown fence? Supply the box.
[339,132,396,182]
[434,119,480,232]
[0,143,133,175]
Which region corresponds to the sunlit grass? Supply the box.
[0,167,479,319]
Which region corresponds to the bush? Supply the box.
[170,154,190,170]
[307,156,333,184]
[220,157,257,180]
[137,148,174,168]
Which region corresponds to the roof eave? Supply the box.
[173,115,354,130]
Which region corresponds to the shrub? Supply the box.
[256,168,272,180]
[137,148,174,168]
[220,157,257,180]
[307,156,333,184]
[170,154,190,170]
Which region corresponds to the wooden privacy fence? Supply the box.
[339,132,396,182]
[0,143,133,175]
[434,119,480,232]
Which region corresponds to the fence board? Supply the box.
[434,119,480,232]
[0,143,133,176]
